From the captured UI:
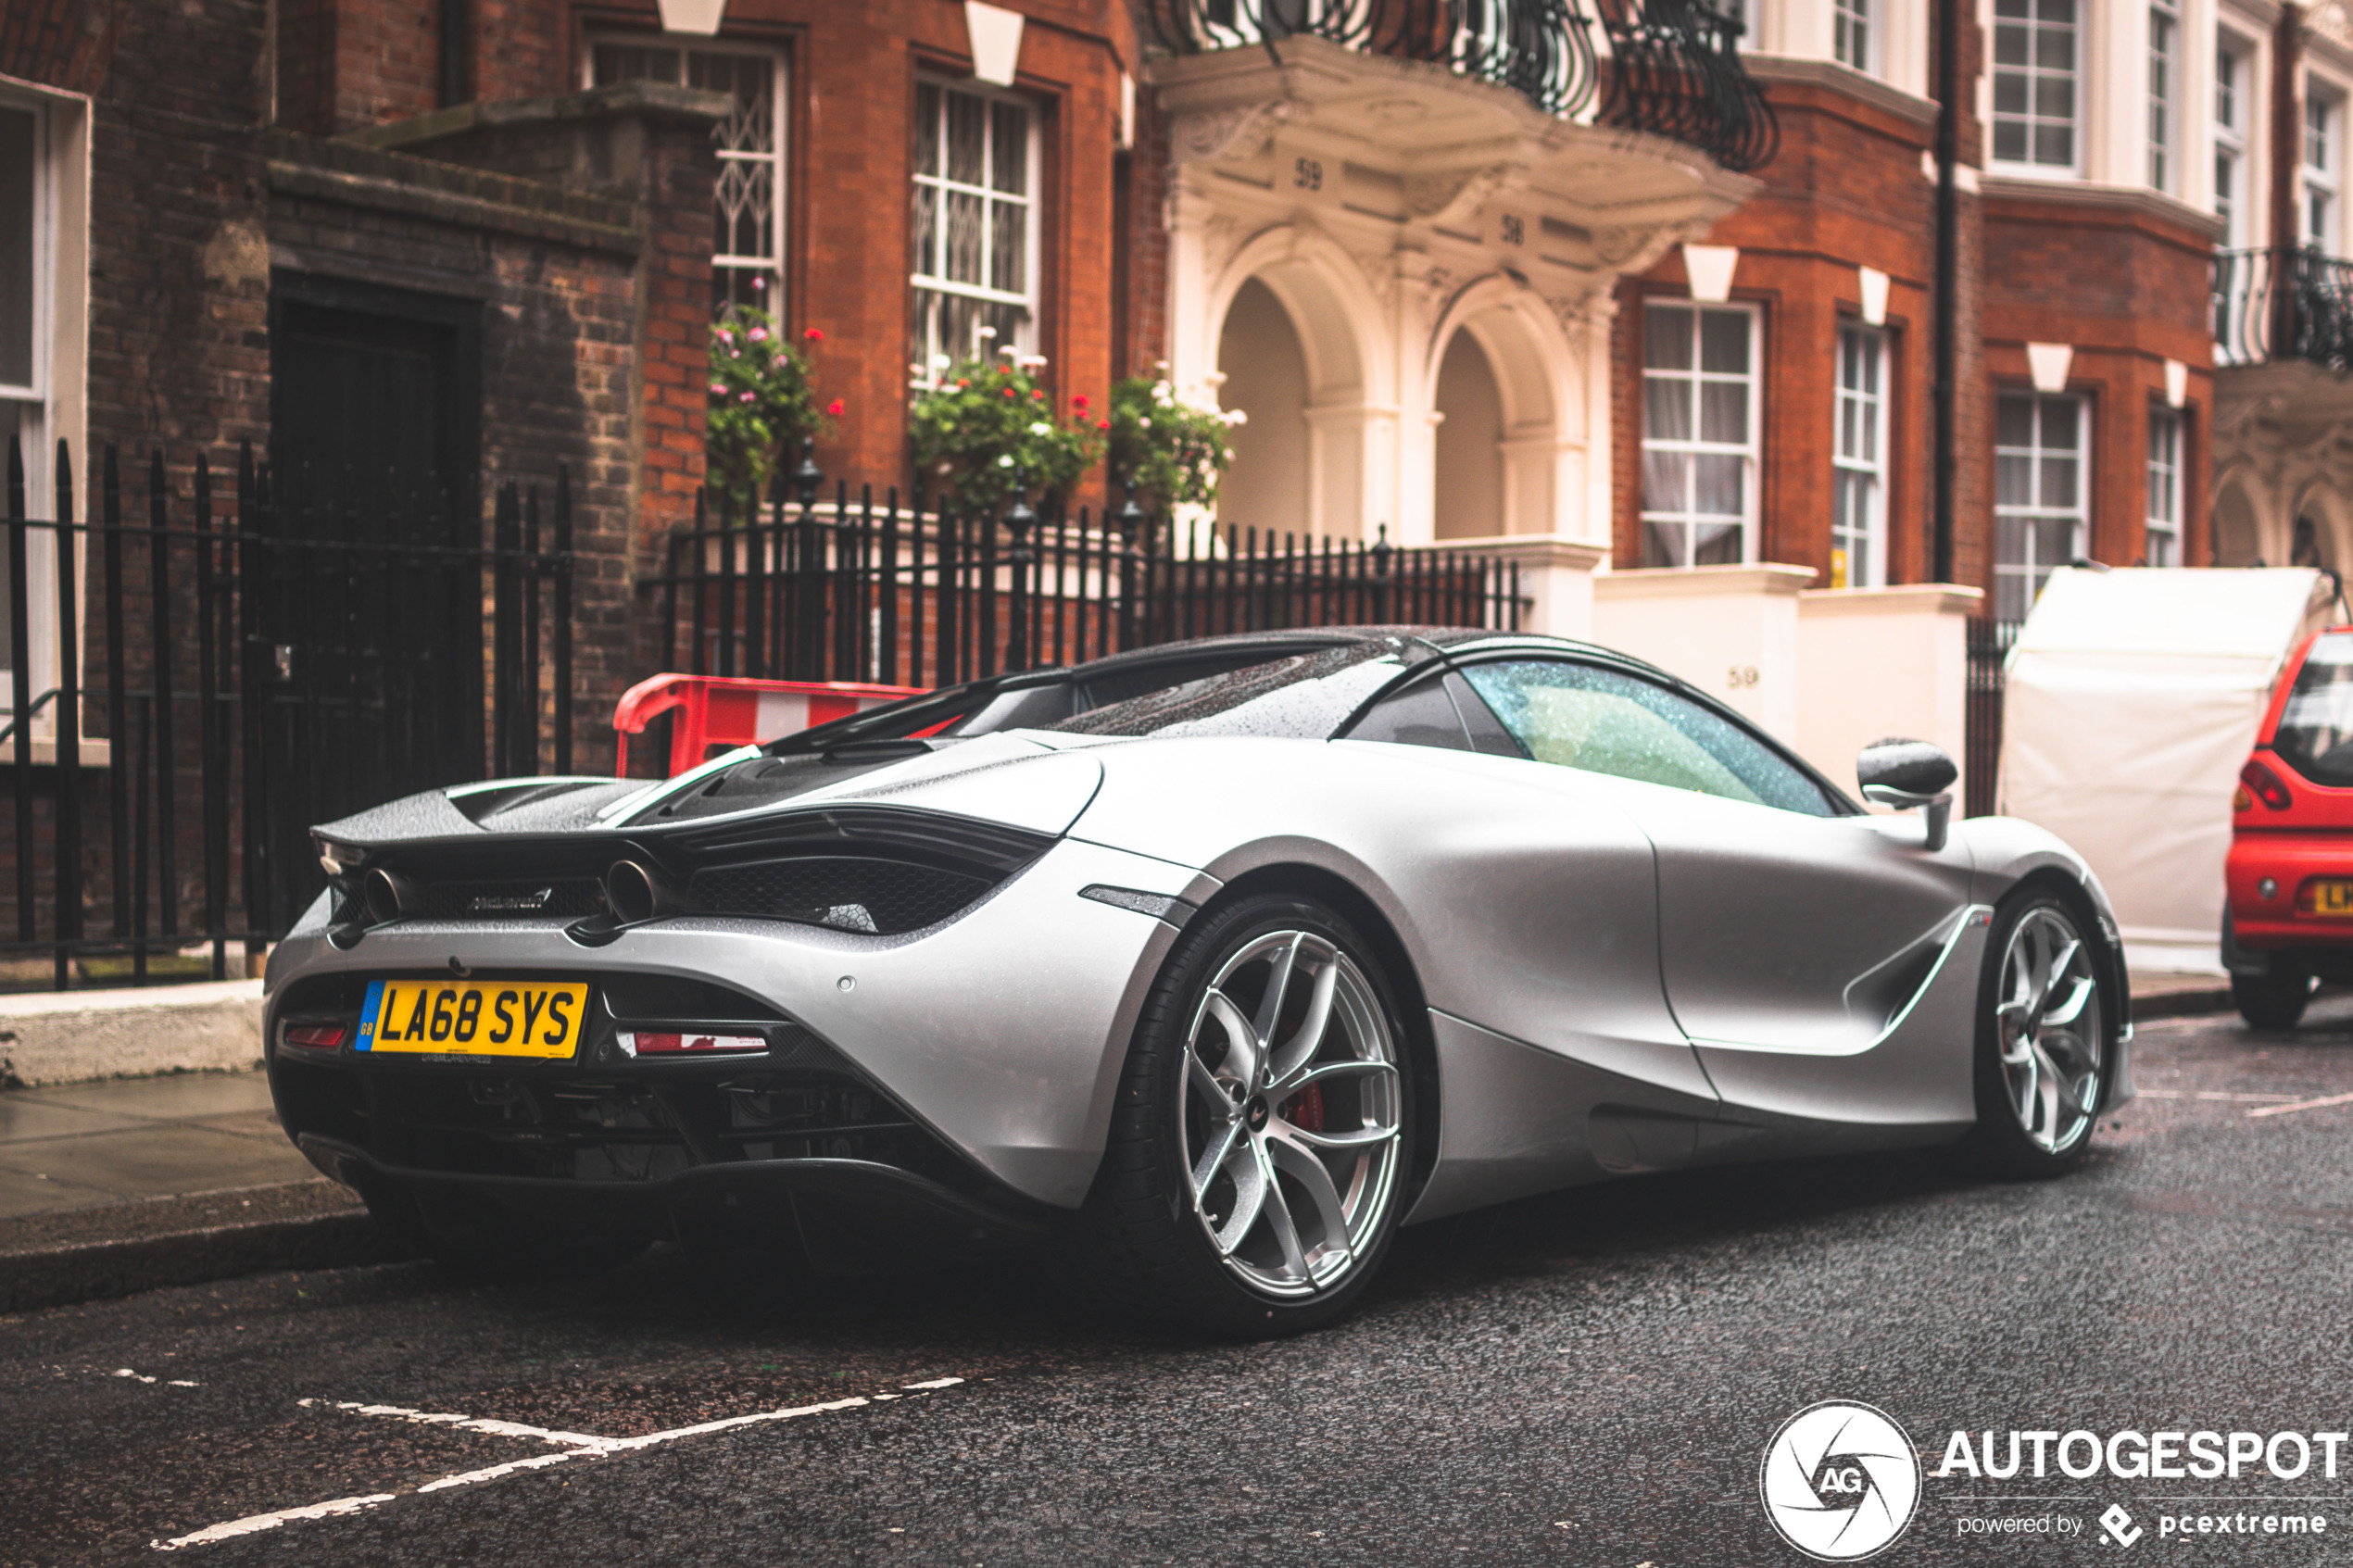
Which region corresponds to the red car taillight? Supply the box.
[283,1022,347,1051]
[2241,758,2295,811]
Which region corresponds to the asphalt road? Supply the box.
[6,999,2353,1568]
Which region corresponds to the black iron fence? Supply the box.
[3,436,574,990]
[2212,246,2353,370]
[1963,615,2019,820]
[1142,0,1775,173]
[651,473,1525,688]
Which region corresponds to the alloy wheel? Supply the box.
[1994,905,2105,1155]
[1180,930,1403,1298]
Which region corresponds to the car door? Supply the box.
[1450,658,1980,1128]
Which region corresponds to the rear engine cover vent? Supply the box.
[689,856,992,935]
[423,878,609,921]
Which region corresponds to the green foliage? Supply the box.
[908,357,1106,514]
[707,304,837,505]
[1106,372,1239,510]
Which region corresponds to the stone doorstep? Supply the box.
[0,979,265,1088]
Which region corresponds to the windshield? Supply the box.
[2275,633,2353,785]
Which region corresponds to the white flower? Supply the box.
[977,326,999,339]
[1027,421,1052,436]
[1151,380,1175,405]
[1223,408,1248,426]
[1138,417,1151,430]
[929,353,950,371]
[997,454,1015,468]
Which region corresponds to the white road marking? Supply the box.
[151,1380,966,1552]
[2248,1089,2353,1118]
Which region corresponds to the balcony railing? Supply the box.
[1144,0,1778,174]
[2213,246,2353,370]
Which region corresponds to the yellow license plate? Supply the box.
[357,980,588,1059]
[2306,880,2353,917]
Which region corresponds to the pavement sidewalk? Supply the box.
[0,969,2235,1313]
[0,1070,382,1312]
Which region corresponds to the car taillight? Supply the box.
[617,1031,766,1056]
[2241,759,2295,810]
[283,1022,347,1051]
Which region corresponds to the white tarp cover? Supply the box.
[1998,567,2332,971]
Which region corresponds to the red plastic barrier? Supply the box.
[612,674,922,777]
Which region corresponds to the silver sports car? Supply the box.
[270,628,2132,1336]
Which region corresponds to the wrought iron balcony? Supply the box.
[2213,246,2353,370]
[1143,0,1778,174]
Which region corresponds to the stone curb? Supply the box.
[0,1207,394,1314]
[2131,985,2233,1022]
[0,979,266,1086]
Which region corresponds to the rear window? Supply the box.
[1050,643,1412,740]
[2275,633,2353,785]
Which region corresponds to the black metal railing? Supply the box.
[654,468,1524,689]
[2213,246,2353,370]
[1143,0,1776,173]
[2,435,575,991]
[1963,615,2018,820]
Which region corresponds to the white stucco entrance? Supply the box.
[1152,33,1754,581]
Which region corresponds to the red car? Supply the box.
[2226,625,2353,1025]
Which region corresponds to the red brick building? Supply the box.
[1614,0,2221,619]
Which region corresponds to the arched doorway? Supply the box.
[2212,476,2260,566]
[1432,328,1504,539]
[1215,277,1311,533]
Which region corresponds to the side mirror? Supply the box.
[1856,737,1957,852]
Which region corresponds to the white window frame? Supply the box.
[2148,0,2179,192]
[1994,389,2089,622]
[587,36,788,316]
[2146,404,2183,568]
[1834,0,1876,75]
[0,78,79,738]
[2215,39,2246,245]
[2309,83,2340,249]
[1640,300,1760,571]
[1991,0,2082,174]
[1832,322,1888,589]
[910,78,1040,377]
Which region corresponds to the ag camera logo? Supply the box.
[1760,1401,1922,1561]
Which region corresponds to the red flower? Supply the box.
[1032,389,1046,400]
[804,327,824,343]
[956,379,969,388]
[1072,394,1089,409]
[826,398,845,417]
[1003,387,1017,397]
[1097,419,1111,431]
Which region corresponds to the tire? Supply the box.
[2233,965,2313,1030]
[1969,888,2112,1178]
[1063,892,1416,1339]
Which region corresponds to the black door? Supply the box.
[259,279,484,925]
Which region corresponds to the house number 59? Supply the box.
[1500,213,1525,245]
[1293,157,1323,191]
[1729,666,1759,689]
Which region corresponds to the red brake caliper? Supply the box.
[1285,1082,1325,1134]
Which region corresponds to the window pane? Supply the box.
[1644,377,1692,442]
[1994,120,2028,162]
[714,159,773,258]
[1997,393,2035,447]
[1996,452,2033,508]
[1642,520,1689,568]
[1644,306,1692,370]
[2035,517,2077,567]
[1692,521,1743,565]
[946,91,987,185]
[989,200,1024,294]
[1699,309,1749,373]
[2034,121,2074,167]
[1699,381,1747,443]
[2038,396,2080,450]
[1458,660,1833,814]
[1692,455,1744,517]
[0,107,31,390]
[943,189,984,283]
[1994,71,2029,115]
[1642,449,1691,513]
[2038,453,2079,509]
[916,83,941,176]
[910,180,937,275]
[989,102,1027,194]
